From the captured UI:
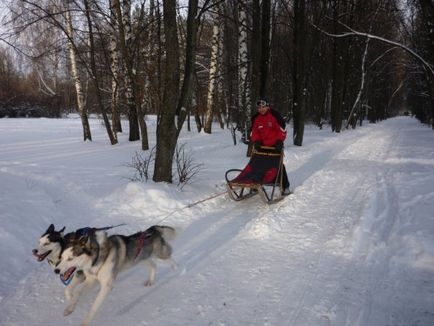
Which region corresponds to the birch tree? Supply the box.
[204,0,222,134]
[83,0,117,145]
[344,3,381,129]
[64,0,91,141]
[109,0,122,134]
[345,34,370,129]
[250,0,261,110]
[120,0,140,142]
[237,0,251,142]
[113,0,148,149]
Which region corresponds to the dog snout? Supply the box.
[54,268,60,274]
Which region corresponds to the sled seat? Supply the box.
[225,146,285,204]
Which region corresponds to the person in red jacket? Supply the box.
[251,99,291,195]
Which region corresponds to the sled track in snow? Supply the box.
[114,127,382,305]
[110,129,385,321]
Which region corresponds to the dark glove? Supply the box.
[274,140,283,152]
[254,140,262,150]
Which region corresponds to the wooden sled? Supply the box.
[225,146,285,205]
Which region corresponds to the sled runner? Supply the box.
[225,146,285,204]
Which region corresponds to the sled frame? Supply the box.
[225,146,285,204]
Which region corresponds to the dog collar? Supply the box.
[60,272,74,286]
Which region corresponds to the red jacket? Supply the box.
[251,109,287,146]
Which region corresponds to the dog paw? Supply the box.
[144,280,155,287]
[63,305,75,316]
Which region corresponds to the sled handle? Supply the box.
[225,169,243,183]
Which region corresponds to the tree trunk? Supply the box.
[203,0,222,134]
[83,0,117,145]
[175,0,200,137]
[345,2,378,129]
[153,0,201,182]
[330,0,343,133]
[109,0,122,134]
[418,0,434,129]
[259,0,271,98]
[114,0,148,149]
[153,0,180,183]
[250,0,261,109]
[64,1,92,141]
[238,0,251,133]
[346,36,370,129]
[120,0,139,142]
[292,0,305,146]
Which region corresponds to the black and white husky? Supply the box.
[32,224,67,268]
[32,224,86,296]
[54,225,177,326]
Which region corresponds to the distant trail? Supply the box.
[274,124,403,326]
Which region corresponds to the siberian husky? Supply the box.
[32,224,67,268]
[54,225,177,326]
[33,224,124,297]
[32,224,86,296]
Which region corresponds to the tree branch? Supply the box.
[312,23,434,76]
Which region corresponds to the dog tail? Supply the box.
[154,225,177,241]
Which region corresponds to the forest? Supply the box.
[0,0,433,181]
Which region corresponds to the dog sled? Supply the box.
[225,146,286,204]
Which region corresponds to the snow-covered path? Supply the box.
[0,117,433,326]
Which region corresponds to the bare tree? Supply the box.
[153,0,214,183]
[345,3,382,129]
[109,0,122,134]
[64,0,92,141]
[113,0,149,149]
[417,0,434,129]
[292,0,306,146]
[237,0,251,142]
[259,0,271,98]
[152,0,180,183]
[120,0,140,141]
[83,0,117,145]
[203,0,222,134]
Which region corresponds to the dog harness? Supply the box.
[134,231,153,260]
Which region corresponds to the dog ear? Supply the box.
[47,224,55,233]
[59,226,65,235]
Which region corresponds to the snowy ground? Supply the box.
[0,116,434,326]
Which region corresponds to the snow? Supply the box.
[1,116,434,326]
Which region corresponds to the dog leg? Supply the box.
[64,277,95,317]
[81,279,113,326]
[160,257,177,271]
[144,260,156,286]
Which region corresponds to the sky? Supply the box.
[0,115,433,325]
